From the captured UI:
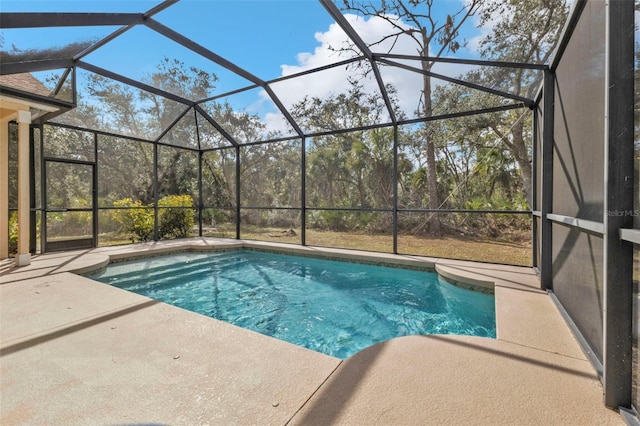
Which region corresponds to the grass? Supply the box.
[396,234,531,266]
[96,225,532,266]
[229,226,532,266]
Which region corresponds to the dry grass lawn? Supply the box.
[232,227,532,266]
[97,225,532,266]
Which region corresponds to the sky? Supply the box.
[1,0,499,135]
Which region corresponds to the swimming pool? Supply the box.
[88,250,495,358]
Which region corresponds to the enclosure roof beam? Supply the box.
[73,1,178,62]
[375,53,548,71]
[143,0,180,19]
[145,18,304,137]
[154,105,193,144]
[0,59,75,75]
[549,0,587,72]
[229,134,304,149]
[398,102,526,126]
[145,18,263,86]
[0,13,145,29]
[300,102,526,139]
[73,25,136,62]
[51,68,72,97]
[229,101,527,143]
[265,57,364,87]
[76,61,193,106]
[379,58,535,108]
[263,85,304,137]
[48,121,155,144]
[194,104,240,148]
[197,56,362,105]
[197,84,260,104]
[0,86,74,110]
[319,0,397,124]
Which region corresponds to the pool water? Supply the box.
[88,250,495,359]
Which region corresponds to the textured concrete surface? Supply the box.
[289,335,618,425]
[1,273,339,425]
[0,238,624,425]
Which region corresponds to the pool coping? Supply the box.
[86,240,495,294]
[0,237,622,424]
[88,238,498,289]
[0,237,581,354]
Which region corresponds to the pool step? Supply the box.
[92,253,250,288]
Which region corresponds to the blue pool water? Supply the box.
[88,250,495,359]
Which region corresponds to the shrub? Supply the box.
[8,211,18,253]
[318,210,348,231]
[113,198,154,242]
[112,195,195,242]
[310,210,375,232]
[158,195,194,239]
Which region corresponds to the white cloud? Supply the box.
[260,11,483,134]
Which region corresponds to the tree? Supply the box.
[340,0,482,234]
[97,135,155,205]
[36,58,219,242]
[464,0,569,206]
[291,80,408,231]
[291,81,397,208]
[202,149,234,209]
[292,81,400,209]
[430,79,530,210]
[80,58,216,202]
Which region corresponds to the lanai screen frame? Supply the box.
[2,0,640,414]
[1,0,544,266]
[531,0,635,413]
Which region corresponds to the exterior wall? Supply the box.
[550,0,606,361]
[538,0,636,409]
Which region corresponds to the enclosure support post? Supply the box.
[531,108,538,269]
[392,125,398,254]
[195,109,203,237]
[301,136,306,246]
[235,146,241,240]
[602,0,634,409]
[153,143,159,241]
[39,124,46,254]
[198,151,203,237]
[16,110,32,266]
[92,133,98,248]
[0,115,14,260]
[540,70,554,290]
[29,127,37,253]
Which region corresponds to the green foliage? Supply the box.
[240,141,301,208]
[315,210,349,231]
[158,195,194,239]
[8,212,18,254]
[112,195,194,243]
[202,208,234,229]
[45,211,92,240]
[113,198,154,243]
[309,210,375,232]
[202,150,234,207]
[36,39,547,253]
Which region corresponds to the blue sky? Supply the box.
[1,0,492,132]
[2,1,340,82]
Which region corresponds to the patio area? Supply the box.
[0,239,623,425]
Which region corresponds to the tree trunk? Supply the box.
[422,48,441,235]
[509,120,533,208]
[358,177,367,208]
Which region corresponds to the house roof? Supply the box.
[0,72,52,98]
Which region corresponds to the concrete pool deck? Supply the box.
[0,238,623,425]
